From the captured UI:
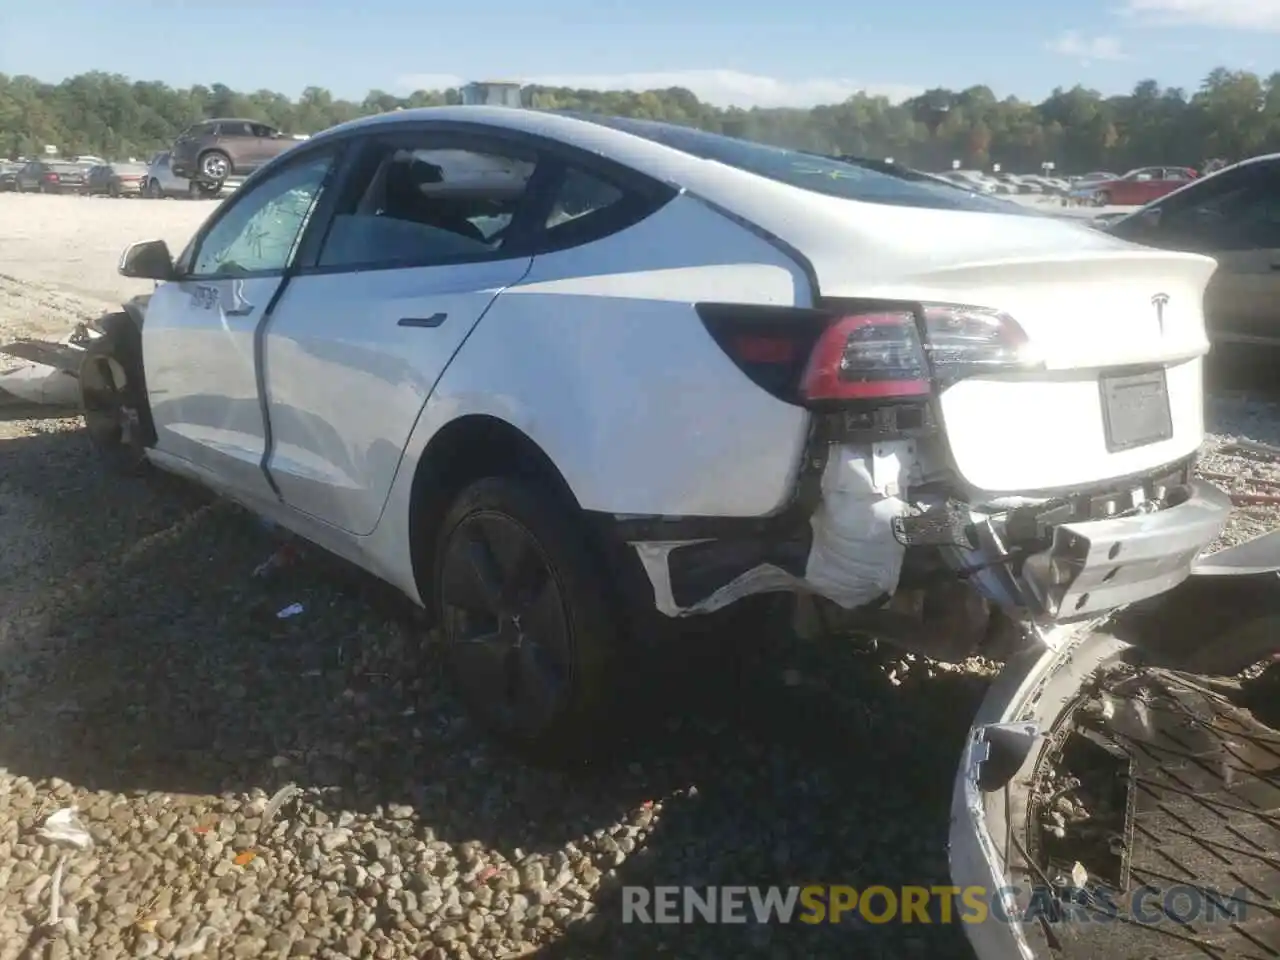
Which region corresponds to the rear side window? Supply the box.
[536,166,661,252]
[565,113,1035,215]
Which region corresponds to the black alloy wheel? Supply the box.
[441,512,571,729]
[434,478,618,762]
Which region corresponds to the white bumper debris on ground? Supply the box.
[0,327,98,407]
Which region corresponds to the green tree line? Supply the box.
[3,67,1280,174]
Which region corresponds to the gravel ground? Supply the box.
[0,192,1276,960]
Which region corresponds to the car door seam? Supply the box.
[363,255,539,536]
[254,148,350,499]
[253,274,293,500]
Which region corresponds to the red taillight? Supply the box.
[730,334,799,364]
[800,312,931,401]
[697,301,1036,406]
[44,172,58,181]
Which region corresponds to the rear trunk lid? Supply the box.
[718,187,1219,493]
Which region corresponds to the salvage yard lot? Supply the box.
[0,192,1275,960]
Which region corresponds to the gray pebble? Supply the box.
[319,830,350,853]
[434,924,462,943]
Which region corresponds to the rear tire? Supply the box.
[79,313,155,476]
[433,477,622,764]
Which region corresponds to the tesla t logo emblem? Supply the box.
[1152,293,1170,333]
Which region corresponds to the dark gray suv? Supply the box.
[170,118,303,193]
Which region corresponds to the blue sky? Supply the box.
[2,0,1278,108]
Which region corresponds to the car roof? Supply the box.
[291,106,725,189]
[1111,153,1280,222]
[263,106,1039,222]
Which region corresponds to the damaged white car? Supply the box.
[75,108,1279,957]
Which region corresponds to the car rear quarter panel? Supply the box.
[366,193,816,597]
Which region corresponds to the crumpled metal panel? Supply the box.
[633,441,913,617]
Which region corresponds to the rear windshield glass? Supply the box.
[50,163,85,173]
[565,113,1034,214]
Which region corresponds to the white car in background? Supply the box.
[80,107,1280,960]
[1065,170,1119,204]
[142,151,191,198]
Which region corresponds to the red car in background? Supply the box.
[1091,165,1197,205]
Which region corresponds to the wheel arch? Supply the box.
[406,413,583,618]
[121,295,150,331]
[80,308,159,459]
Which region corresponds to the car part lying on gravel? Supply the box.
[0,294,152,408]
[0,324,96,406]
[953,538,1280,960]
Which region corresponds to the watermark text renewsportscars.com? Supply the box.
[621,884,1254,925]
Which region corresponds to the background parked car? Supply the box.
[1105,153,1280,359]
[142,151,191,198]
[170,118,306,192]
[85,162,148,197]
[15,160,91,194]
[1064,171,1119,204]
[940,169,997,193]
[0,162,17,191]
[1089,165,1197,205]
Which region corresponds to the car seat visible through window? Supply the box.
[380,157,487,243]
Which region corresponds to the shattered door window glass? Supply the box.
[192,155,332,277]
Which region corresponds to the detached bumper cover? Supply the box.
[952,526,1280,960]
[950,628,1124,960]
